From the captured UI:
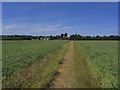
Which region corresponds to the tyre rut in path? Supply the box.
[50,41,75,88]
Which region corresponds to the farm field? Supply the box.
[2,40,67,88]
[76,41,118,88]
[2,40,118,88]
[0,41,2,89]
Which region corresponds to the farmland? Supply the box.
[76,41,118,88]
[2,40,67,87]
[2,40,118,88]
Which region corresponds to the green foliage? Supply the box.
[77,41,118,88]
[2,40,66,79]
[70,34,119,40]
[1,34,120,40]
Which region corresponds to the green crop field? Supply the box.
[2,40,66,79]
[0,41,2,89]
[76,41,118,88]
[2,40,118,88]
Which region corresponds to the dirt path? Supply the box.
[51,41,75,88]
[50,41,100,88]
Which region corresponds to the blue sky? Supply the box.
[2,2,118,36]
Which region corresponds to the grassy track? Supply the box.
[73,42,100,88]
[51,41,75,88]
[50,41,100,88]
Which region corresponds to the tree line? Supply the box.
[1,33,120,40]
[69,34,119,40]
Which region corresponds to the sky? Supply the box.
[0,2,1,35]
[2,2,118,36]
[2,0,120,2]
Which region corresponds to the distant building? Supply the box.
[39,38,44,40]
[63,36,68,39]
[43,37,50,40]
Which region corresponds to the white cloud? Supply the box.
[61,25,88,29]
[30,27,56,33]
[29,23,63,33]
[3,24,16,30]
[2,22,117,36]
[48,24,62,28]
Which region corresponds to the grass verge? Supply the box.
[73,41,100,88]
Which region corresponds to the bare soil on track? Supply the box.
[50,41,75,88]
[50,41,100,88]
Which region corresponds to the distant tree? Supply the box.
[69,34,82,40]
[50,35,54,40]
[61,33,64,39]
[2,34,120,40]
[56,35,61,39]
[65,33,68,37]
